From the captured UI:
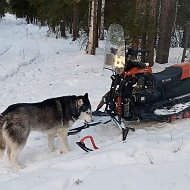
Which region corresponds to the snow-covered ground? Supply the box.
[1,14,190,190]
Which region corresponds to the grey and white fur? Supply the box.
[0,93,93,169]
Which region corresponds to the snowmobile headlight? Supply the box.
[141,96,146,102]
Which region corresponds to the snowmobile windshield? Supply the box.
[104,24,125,74]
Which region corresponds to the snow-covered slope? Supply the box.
[0,14,190,190]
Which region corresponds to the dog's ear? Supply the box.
[84,93,88,99]
[77,99,84,107]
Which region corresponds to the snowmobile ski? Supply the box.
[76,136,99,152]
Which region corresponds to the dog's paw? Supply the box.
[19,165,25,169]
[14,164,25,170]
[60,149,69,154]
[12,161,25,170]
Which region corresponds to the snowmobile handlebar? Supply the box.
[126,47,150,58]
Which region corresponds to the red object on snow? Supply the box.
[80,136,99,150]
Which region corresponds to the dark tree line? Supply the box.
[1,0,190,65]
[105,0,190,64]
[0,0,8,18]
[7,0,89,40]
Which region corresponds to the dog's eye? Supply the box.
[86,111,90,114]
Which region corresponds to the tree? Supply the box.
[72,2,79,40]
[181,0,190,62]
[146,0,158,66]
[181,21,190,62]
[99,0,105,40]
[86,0,98,55]
[71,0,80,41]
[174,0,190,47]
[156,0,177,64]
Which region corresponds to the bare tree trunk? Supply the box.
[92,0,98,52]
[181,21,190,62]
[72,2,79,41]
[95,0,101,47]
[147,0,158,66]
[70,22,72,35]
[141,33,147,63]
[60,12,66,38]
[99,0,105,40]
[129,0,141,59]
[156,0,177,64]
[60,20,66,38]
[86,0,98,55]
[69,6,73,35]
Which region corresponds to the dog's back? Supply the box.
[1,101,63,132]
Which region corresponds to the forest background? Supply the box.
[0,0,190,66]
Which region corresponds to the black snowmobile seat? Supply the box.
[153,66,182,85]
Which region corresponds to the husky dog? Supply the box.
[0,93,93,169]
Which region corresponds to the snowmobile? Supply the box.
[92,24,190,140]
[71,24,190,151]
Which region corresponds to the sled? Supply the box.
[73,24,190,152]
[99,24,190,136]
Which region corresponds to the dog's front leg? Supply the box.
[47,133,56,152]
[57,127,69,154]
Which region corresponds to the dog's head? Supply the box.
[76,93,93,123]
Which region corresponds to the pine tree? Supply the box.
[156,0,177,64]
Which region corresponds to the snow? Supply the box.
[1,14,190,190]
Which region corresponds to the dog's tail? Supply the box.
[0,118,6,158]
